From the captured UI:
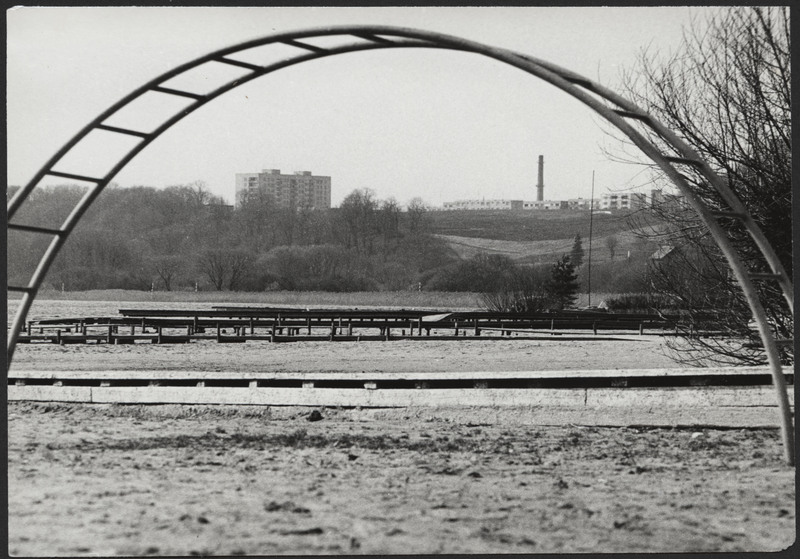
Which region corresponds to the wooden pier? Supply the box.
[16,306,713,346]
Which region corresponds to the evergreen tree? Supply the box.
[547,255,580,310]
[570,234,584,267]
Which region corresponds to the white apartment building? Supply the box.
[600,192,631,210]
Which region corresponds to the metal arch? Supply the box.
[7,25,794,463]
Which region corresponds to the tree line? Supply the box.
[8,180,660,300]
[7,182,462,293]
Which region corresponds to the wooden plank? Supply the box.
[8,366,776,381]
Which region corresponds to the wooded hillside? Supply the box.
[8,184,658,295]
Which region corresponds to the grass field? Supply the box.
[436,229,645,265]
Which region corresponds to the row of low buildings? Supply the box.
[232,166,687,213]
[440,189,687,212]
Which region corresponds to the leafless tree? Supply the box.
[227,249,254,291]
[197,249,228,291]
[338,188,378,255]
[152,254,183,291]
[613,6,791,365]
[406,197,429,235]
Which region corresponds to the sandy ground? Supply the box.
[7,402,796,555]
[6,299,797,555]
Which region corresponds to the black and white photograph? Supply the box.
[6,4,795,555]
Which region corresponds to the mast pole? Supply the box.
[587,170,595,306]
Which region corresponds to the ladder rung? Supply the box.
[95,123,151,138]
[8,285,36,293]
[613,109,650,121]
[150,86,205,100]
[47,170,104,183]
[8,223,65,236]
[749,272,783,281]
[281,39,327,53]
[775,339,794,346]
[352,33,395,45]
[214,56,265,72]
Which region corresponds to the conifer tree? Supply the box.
[548,255,580,310]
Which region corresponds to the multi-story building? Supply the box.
[600,192,632,210]
[235,169,331,210]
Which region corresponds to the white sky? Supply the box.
[7,6,720,207]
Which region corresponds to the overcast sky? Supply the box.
[7,6,721,207]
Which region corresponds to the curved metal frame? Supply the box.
[7,25,794,463]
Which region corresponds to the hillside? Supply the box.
[435,229,647,265]
[427,209,637,242]
[427,209,661,264]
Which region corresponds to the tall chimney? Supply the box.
[536,155,544,202]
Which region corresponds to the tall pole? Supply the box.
[587,170,595,306]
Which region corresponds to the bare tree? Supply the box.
[376,198,401,256]
[338,188,377,254]
[406,197,429,235]
[227,249,255,291]
[613,7,791,365]
[197,249,228,291]
[153,254,183,291]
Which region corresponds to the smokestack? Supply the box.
[536,155,544,202]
